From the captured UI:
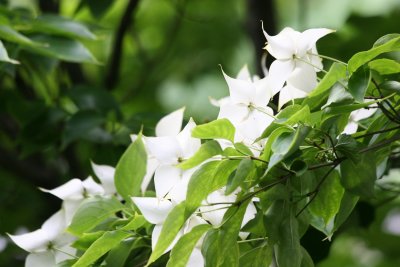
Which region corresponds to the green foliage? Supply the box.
[115,134,147,201]
[3,2,400,267]
[192,118,236,142]
[68,197,125,236]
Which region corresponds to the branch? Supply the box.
[105,0,140,90]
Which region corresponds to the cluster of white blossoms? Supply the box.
[9,26,337,266]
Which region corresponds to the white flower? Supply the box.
[40,177,104,223]
[144,118,201,202]
[130,107,186,193]
[263,26,334,108]
[8,209,75,267]
[215,66,274,154]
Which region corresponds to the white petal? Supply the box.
[40,179,84,200]
[222,68,253,105]
[269,60,295,94]
[242,202,257,227]
[218,102,249,125]
[25,252,55,267]
[352,108,376,121]
[141,157,159,193]
[144,136,181,164]
[278,85,307,110]
[308,46,323,71]
[132,197,174,224]
[299,28,334,52]
[91,162,116,195]
[9,230,49,252]
[156,107,185,137]
[151,224,183,253]
[154,165,182,199]
[166,168,196,203]
[54,245,76,263]
[287,60,318,93]
[41,210,66,238]
[254,77,274,106]
[263,26,297,60]
[209,96,231,107]
[236,65,252,81]
[200,190,236,226]
[62,199,82,225]
[187,248,205,267]
[343,122,358,135]
[82,177,104,196]
[177,118,201,159]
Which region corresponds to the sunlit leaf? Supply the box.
[178,140,222,170]
[68,197,124,236]
[167,224,211,267]
[72,230,131,267]
[348,35,400,73]
[115,134,147,201]
[192,118,235,142]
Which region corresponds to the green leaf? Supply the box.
[335,134,363,163]
[68,196,124,236]
[234,142,254,156]
[148,202,187,265]
[72,230,131,267]
[178,140,222,170]
[348,36,400,73]
[304,63,347,110]
[0,25,43,47]
[340,153,376,197]
[348,65,371,102]
[105,238,147,267]
[167,224,211,267]
[322,83,353,109]
[260,105,311,139]
[268,125,311,170]
[185,161,221,214]
[380,81,400,92]
[32,15,96,40]
[309,170,344,226]
[275,214,302,267]
[27,35,99,64]
[373,33,400,47]
[115,134,147,201]
[192,118,235,142]
[239,242,273,267]
[263,200,286,243]
[300,247,315,267]
[0,40,19,64]
[203,201,250,267]
[72,231,105,250]
[225,158,254,195]
[368,58,400,75]
[261,126,293,161]
[333,191,359,233]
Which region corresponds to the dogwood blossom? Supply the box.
[8,209,75,267]
[130,107,186,193]
[144,118,201,201]
[40,177,104,223]
[214,66,274,154]
[263,26,334,108]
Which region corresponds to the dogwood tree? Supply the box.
[9,27,400,267]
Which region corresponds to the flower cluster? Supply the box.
[13,25,393,267]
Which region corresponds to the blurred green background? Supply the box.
[0,0,400,266]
